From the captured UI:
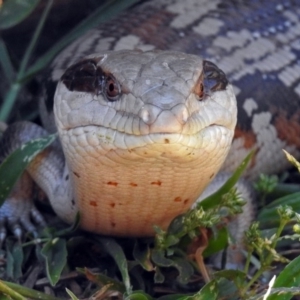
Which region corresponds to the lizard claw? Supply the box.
[0,173,46,245]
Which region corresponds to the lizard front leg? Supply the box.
[0,121,73,241]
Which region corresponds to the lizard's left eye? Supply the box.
[103,76,121,101]
[195,60,228,101]
[194,81,204,100]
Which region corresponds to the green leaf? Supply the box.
[214,269,246,289]
[267,255,300,300]
[0,134,57,206]
[151,250,193,284]
[170,257,194,284]
[158,280,219,300]
[77,268,126,293]
[0,0,40,30]
[203,227,228,257]
[154,266,165,283]
[0,38,14,82]
[6,241,23,280]
[199,151,254,210]
[41,238,67,286]
[151,249,173,267]
[65,288,79,300]
[96,237,132,295]
[25,0,140,79]
[125,290,153,300]
[0,280,61,300]
[133,241,154,271]
[257,192,300,227]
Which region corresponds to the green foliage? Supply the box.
[0,134,57,206]
[1,1,300,299]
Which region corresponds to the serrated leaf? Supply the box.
[96,237,131,295]
[41,238,67,286]
[0,0,40,30]
[0,134,57,206]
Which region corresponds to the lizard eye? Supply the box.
[103,76,121,101]
[195,60,228,101]
[194,81,205,100]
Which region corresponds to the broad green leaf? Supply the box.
[200,151,254,210]
[151,250,193,284]
[41,238,67,286]
[214,270,246,289]
[0,0,40,30]
[171,257,194,284]
[125,290,153,300]
[0,134,57,206]
[267,255,300,300]
[96,237,132,295]
[203,227,228,257]
[151,249,173,267]
[249,287,300,300]
[216,277,239,300]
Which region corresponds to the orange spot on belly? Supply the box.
[107,181,118,186]
[90,201,97,207]
[130,183,138,187]
[174,197,182,202]
[110,202,115,208]
[183,199,189,204]
[151,180,162,186]
[111,222,116,227]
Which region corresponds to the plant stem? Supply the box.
[0,83,21,121]
[241,220,287,295]
[0,280,26,300]
[17,0,53,80]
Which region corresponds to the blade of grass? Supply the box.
[24,0,139,79]
[0,0,53,121]
[0,38,15,82]
[0,0,40,30]
[1,280,62,300]
[17,0,53,80]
